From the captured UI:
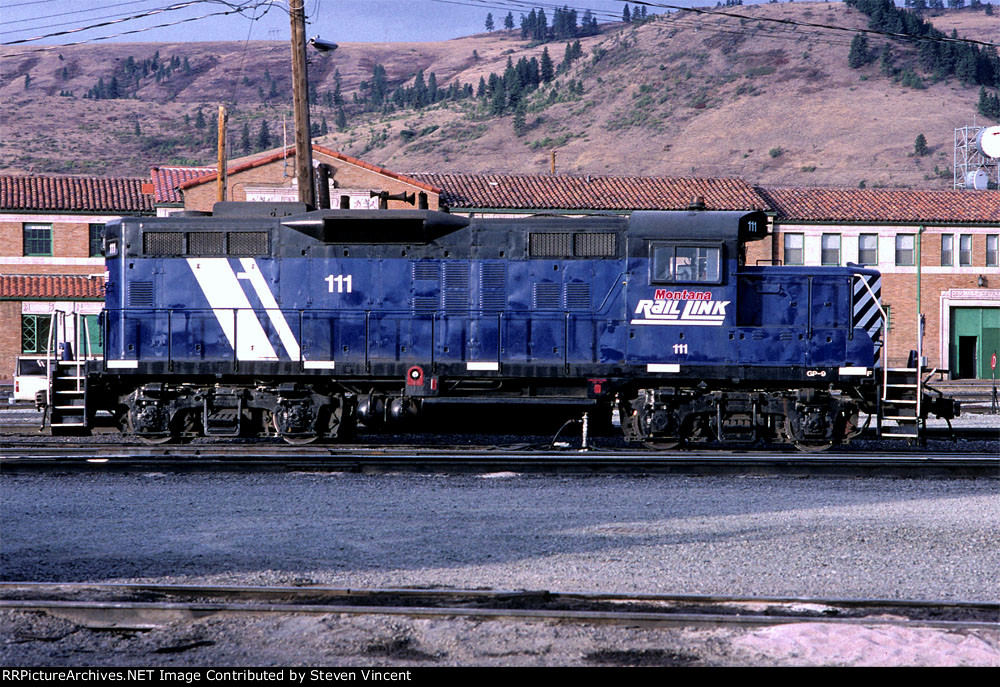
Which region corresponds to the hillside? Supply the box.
[1,3,996,189]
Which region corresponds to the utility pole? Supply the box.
[290,0,315,207]
[216,105,227,202]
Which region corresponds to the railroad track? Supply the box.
[1,443,996,476]
[2,583,996,632]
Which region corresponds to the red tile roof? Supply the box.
[150,165,215,204]
[408,173,767,211]
[0,175,154,213]
[0,274,105,300]
[178,146,441,194]
[757,186,1000,224]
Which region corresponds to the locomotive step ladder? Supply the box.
[43,311,95,434]
[48,359,88,430]
[879,367,922,440]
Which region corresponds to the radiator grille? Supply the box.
[228,231,269,255]
[187,232,225,255]
[529,233,572,257]
[143,232,183,256]
[574,233,616,257]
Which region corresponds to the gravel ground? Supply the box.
[2,471,998,666]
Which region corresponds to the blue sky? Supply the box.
[0,0,681,46]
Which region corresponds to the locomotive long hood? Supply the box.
[281,209,470,244]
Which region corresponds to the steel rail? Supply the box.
[2,583,996,632]
[1,453,996,477]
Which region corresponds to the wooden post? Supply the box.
[290,0,315,207]
[217,106,227,202]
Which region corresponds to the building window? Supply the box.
[783,233,804,265]
[941,234,953,267]
[821,233,840,266]
[89,224,104,257]
[959,234,972,266]
[21,314,52,354]
[858,234,878,265]
[883,304,891,331]
[23,223,52,256]
[895,234,915,266]
[988,235,998,267]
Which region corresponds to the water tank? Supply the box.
[965,169,989,191]
[975,126,1000,159]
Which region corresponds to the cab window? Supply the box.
[652,244,721,283]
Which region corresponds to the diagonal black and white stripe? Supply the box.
[853,274,883,341]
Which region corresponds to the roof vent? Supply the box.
[687,196,706,211]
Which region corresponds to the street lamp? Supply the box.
[309,36,338,53]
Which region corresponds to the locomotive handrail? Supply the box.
[854,275,889,400]
[595,272,627,314]
[43,310,57,411]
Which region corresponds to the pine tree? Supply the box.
[540,47,554,83]
[622,4,631,22]
[427,72,438,103]
[195,107,206,129]
[335,106,347,131]
[504,12,514,30]
[914,133,928,156]
[240,122,251,154]
[485,13,494,32]
[256,119,272,151]
[848,34,870,69]
[513,104,526,136]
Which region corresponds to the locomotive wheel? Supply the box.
[642,439,682,451]
[126,413,175,444]
[792,440,834,453]
[271,414,319,445]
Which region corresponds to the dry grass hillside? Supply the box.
[0,3,995,188]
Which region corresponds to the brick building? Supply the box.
[174,145,441,211]
[756,187,1000,376]
[406,172,766,216]
[0,175,154,382]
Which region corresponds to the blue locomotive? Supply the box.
[50,201,956,447]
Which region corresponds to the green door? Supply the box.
[950,307,1000,379]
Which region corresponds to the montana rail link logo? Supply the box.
[631,289,730,326]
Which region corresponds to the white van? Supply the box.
[13,356,48,404]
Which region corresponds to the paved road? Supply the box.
[2,472,997,601]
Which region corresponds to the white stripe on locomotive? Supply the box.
[187,258,279,361]
[237,257,301,361]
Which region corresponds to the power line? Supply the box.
[2,2,181,38]
[1,0,276,45]
[0,0,63,7]
[628,1,998,48]
[0,5,261,56]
